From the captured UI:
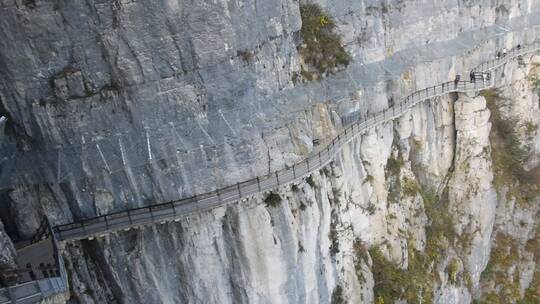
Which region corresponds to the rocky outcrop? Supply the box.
[0,219,16,271]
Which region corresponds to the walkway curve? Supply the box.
[53,41,540,242]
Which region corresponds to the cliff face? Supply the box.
[0,0,539,303]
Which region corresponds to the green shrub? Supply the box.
[353,239,369,278]
[524,121,538,138]
[300,67,315,81]
[402,177,420,197]
[331,285,345,304]
[264,192,282,208]
[446,259,460,284]
[306,175,316,188]
[298,4,350,79]
[370,245,436,303]
[329,220,340,255]
[321,166,332,177]
[331,187,342,204]
[363,174,374,184]
[528,75,540,90]
[385,157,404,176]
[365,203,376,215]
[522,225,540,303]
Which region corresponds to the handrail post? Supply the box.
[237,182,241,197]
[193,194,200,212]
[292,165,296,179]
[127,209,133,225]
[306,158,310,171]
[318,151,322,166]
[81,222,87,238]
[275,171,279,185]
[216,189,221,202]
[256,177,261,191]
[170,202,176,217]
[149,206,154,221]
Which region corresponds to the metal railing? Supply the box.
[46,40,540,241]
[472,41,540,73]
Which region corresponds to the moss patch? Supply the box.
[298,4,350,80]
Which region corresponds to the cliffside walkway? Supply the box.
[0,222,68,304]
[52,41,540,242]
[0,37,537,304]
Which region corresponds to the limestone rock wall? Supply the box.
[0,0,539,303]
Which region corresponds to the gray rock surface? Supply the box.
[0,0,539,303]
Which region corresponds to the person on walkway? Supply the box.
[483,73,488,84]
[454,75,460,89]
[517,44,521,50]
[503,48,507,56]
[470,71,475,82]
[496,51,501,59]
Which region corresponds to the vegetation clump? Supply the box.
[528,74,540,90]
[331,285,345,304]
[385,156,404,177]
[264,192,282,208]
[481,89,539,205]
[522,224,540,303]
[298,4,350,80]
[306,175,316,188]
[446,258,460,285]
[369,185,477,303]
[477,233,522,303]
[329,219,340,255]
[331,187,342,205]
[369,246,435,303]
[353,240,369,282]
[402,177,421,197]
